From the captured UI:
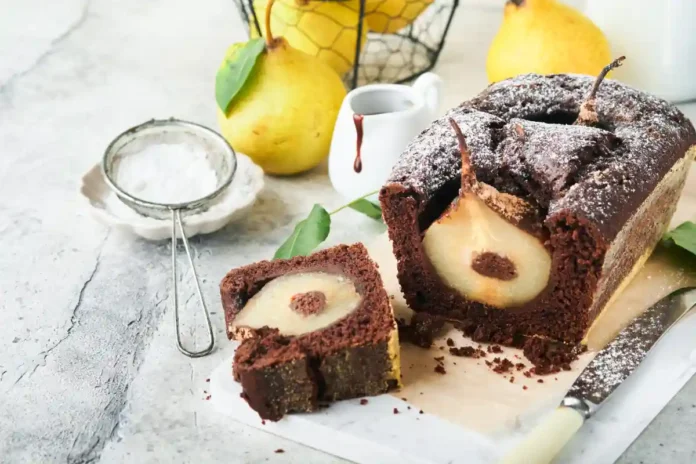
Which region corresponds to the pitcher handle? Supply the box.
[412,72,443,119]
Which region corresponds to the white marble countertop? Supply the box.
[1,0,695,463]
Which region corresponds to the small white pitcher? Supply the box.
[328,72,443,200]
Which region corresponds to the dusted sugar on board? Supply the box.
[379,70,696,364]
[220,243,401,421]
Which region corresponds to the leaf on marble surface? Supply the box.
[663,221,696,256]
[215,38,265,113]
[274,204,331,260]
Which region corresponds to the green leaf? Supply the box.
[274,204,331,260]
[348,198,383,221]
[663,221,696,255]
[215,38,265,113]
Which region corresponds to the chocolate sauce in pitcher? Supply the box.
[351,99,413,174]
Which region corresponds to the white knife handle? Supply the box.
[499,406,585,464]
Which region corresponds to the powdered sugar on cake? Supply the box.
[385,73,696,240]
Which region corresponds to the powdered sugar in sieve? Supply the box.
[103,118,237,358]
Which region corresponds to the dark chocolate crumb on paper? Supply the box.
[398,313,446,349]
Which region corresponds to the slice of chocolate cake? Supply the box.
[220,243,400,421]
[379,66,696,354]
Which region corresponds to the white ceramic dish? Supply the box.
[80,153,264,240]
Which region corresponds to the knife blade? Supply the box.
[500,286,696,464]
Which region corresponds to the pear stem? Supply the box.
[449,118,476,193]
[587,56,625,102]
[264,0,276,48]
[575,56,625,126]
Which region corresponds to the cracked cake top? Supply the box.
[385,73,696,239]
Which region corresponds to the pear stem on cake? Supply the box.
[449,118,477,193]
[575,56,626,126]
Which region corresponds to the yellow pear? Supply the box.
[365,0,433,34]
[217,1,346,175]
[251,0,367,76]
[486,0,612,83]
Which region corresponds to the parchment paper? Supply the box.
[210,167,696,464]
[378,167,696,434]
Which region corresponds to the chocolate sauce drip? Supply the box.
[353,114,364,173]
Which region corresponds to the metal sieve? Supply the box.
[102,118,237,358]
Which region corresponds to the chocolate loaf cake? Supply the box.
[220,243,400,420]
[379,70,696,350]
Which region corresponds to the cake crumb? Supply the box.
[434,356,445,363]
[493,357,501,363]
[449,346,487,358]
[407,406,412,410]
[419,410,424,414]
[262,420,266,425]
[434,365,447,375]
[523,386,528,390]
[509,376,515,383]
[401,397,408,401]
[360,399,369,405]
[538,379,544,383]
[523,370,533,378]
[450,346,475,357]
[275,449,284,454]
[205,395,211,400]
[493,359,514,374]
[446,338,455,347]
[393,408,399,414]
[205,378,210,382]
[488,345,503,353]
[515,363,526,371]
[398,313,446,349]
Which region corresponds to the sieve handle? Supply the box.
[171,209,215,358]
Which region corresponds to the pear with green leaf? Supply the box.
[216,0,346,175]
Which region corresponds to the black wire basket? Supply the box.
[234,0,459,89]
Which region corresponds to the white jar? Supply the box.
[585,0,696,103]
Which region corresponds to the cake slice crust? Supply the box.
[221,244,401,420]
[380,73,696,352]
